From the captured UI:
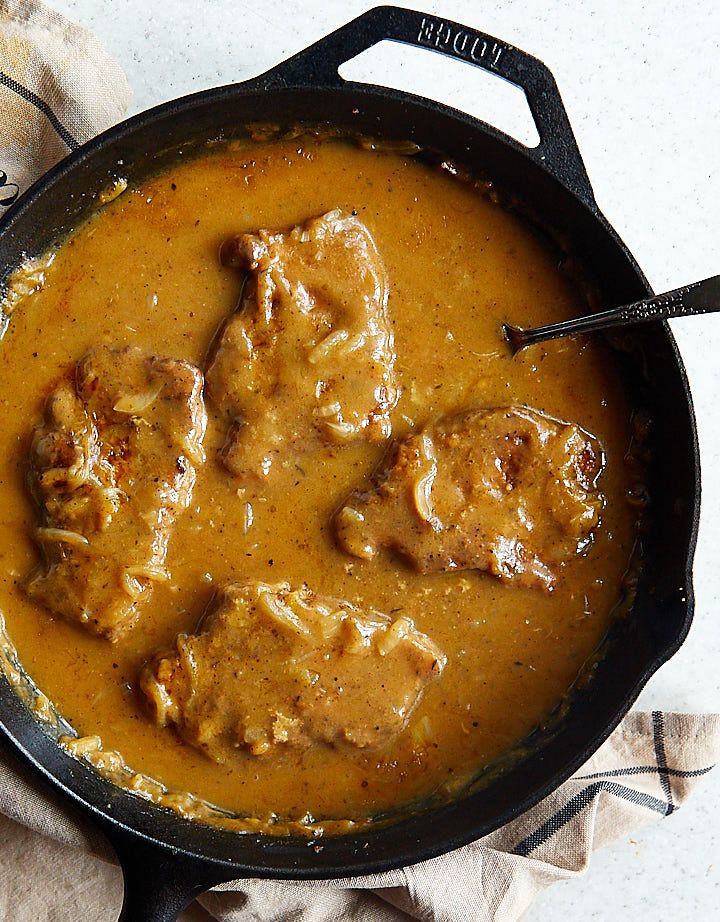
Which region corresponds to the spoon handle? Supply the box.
[504,275,720,354]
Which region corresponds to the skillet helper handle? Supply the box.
[113,833,237,922]
[260,4,595,209]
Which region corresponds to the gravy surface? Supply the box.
[0,137,637,824]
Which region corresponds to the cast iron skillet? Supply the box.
[0,6,700,920]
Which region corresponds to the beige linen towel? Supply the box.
[0,0,130,204]
[0,712,718,921]
[0,3,718,921]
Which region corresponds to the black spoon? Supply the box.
[502,275,720,355]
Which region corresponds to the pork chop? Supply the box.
[206,209,398,480]
[335,406,604,591]
[27,344,207,639]
[140,579,445,761]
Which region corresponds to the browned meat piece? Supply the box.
[335,406,604,591]
[140,580,445,761]
[26,345,207,640]
[206,209,398,480]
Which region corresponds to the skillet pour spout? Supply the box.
[0,7,699,922]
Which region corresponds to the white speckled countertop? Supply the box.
[46,1,720,918]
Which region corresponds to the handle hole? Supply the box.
[338,40,540,148]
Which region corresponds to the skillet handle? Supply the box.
[111,831,237,922]
[258,5,596,210]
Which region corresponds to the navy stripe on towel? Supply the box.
[512,780,671,857]
[652,710,675,814]
[577,765,714,782]
[0,71,79,150]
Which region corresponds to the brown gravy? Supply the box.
[0,136,638,826]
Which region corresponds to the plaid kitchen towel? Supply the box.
[0,711,717,922]
[0,2,719,921]
[0,0,130,206]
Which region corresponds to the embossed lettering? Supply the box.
[434,21,451,48]
[417,17,505,69]
[452,31,469,55]
[469,37,487,62]
[417,16,435,45]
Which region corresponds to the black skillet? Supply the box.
[0,7,700,920]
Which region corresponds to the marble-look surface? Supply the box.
[45,1,720,919]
